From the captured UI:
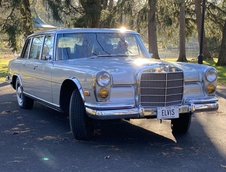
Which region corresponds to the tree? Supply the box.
[194,0,212,60]
[177,0,187,62]
[148,0,160,59]
[0,0,33,51]
[75,0,103,27]
[217,20,226,66]
[20,0,33,36]
[44,0,108,28]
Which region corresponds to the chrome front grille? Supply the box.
[140,71,184,107]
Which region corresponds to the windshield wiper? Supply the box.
[95,34,111,55]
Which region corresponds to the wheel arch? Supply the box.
[12,75,22,89]
[59,78,85,114]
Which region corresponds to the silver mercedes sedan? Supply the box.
[7,28,218,140]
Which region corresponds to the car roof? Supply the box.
[28,28,138,37]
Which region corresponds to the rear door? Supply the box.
[23,35,45,97]
[32,35,54,103]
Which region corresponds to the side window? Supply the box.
[20,38,31,59]
[56,34,85,60]
[29,36,44,59]
[42,35,54,60]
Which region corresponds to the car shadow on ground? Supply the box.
[32,102,175,145]
[0,82,9,87]
[21,102,226,170]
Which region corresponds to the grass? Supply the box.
[203,59,226,86]
[0,55,14,84]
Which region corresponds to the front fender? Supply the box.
[70,77,85,102]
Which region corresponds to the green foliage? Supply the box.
[204,59,226,85]
[44,0,144,29]
[0,55,13,83]
[0,0,225,65]
[43,0,63,22]
[0,0,33,52]
[2,16,19,50]
[0,61,8,83]
[44,0,106,28]
[204,1,226,54]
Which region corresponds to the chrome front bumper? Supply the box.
[86,97,218,120]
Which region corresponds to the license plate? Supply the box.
[157,106,179,119]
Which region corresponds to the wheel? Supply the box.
[69,89,93,140]
[171,112,192,135]
[16,78,34,109]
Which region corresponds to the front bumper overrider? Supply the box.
[86,97,218,119]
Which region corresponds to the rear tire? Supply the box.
[16,78,34,109]
[69,90,93,140]
[171,112,192,135]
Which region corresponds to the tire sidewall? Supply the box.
[69,90,93,140]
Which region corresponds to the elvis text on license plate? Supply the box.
[157,106,179,119]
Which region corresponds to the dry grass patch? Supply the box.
[0,55,14,83]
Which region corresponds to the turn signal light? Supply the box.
[84,90,90,96]
[207,84,216,94]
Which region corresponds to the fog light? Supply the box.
[98,88,109,98]
[207,84,216,94]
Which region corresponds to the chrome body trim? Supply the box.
[137,65,184,107]
[185,97,218,104]
[86,97,218,119]
[85,102,135,110]
[24,92,61,108]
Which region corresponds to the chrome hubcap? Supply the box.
[16,84,23,106]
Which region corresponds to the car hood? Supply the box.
[56,57,207,84]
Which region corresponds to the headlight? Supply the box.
[205,68,217,82]
[96,71,111,87]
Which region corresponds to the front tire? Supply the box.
[171,112,192,135]
[16,78,34,109]
[69,90,93,140]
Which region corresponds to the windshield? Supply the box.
[56,32,150,60]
